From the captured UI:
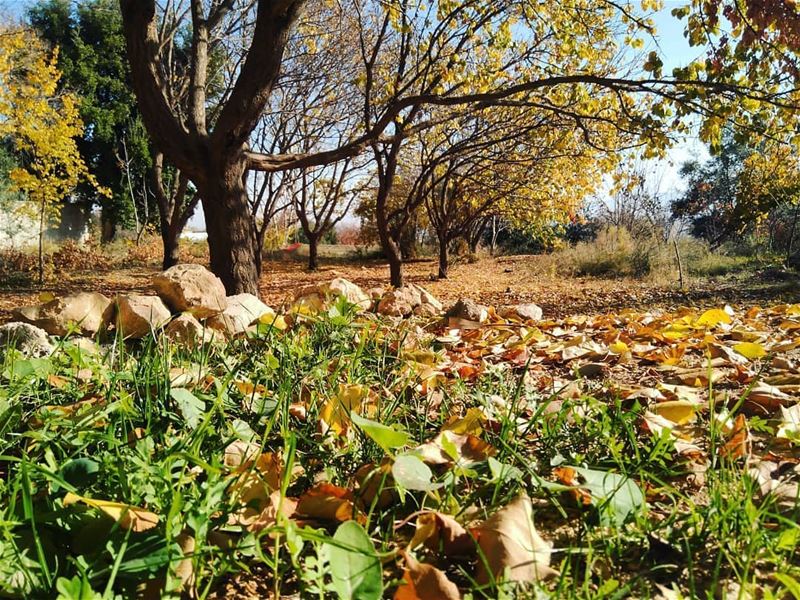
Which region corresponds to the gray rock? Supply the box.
[0,322,54,356]
[499,303,543,322]
[445,298,489,323]
[377,286,422,317]
[165,313,223,345]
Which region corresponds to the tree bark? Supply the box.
[161,224,181,269]
[308,234,319,271]
[199,160,260,295]
[437,234,449,279]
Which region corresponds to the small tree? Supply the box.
[0,30,105,284]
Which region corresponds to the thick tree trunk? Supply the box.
[100,207,116,243]
[161,224,180,270]
[438,234,449,279]
[308,235,320,271]
[199,161,260,296]
[388,245,403,287]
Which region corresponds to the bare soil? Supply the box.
[1,254,797,321]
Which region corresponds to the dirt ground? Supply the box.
[1,254,798,321]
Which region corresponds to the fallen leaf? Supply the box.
[394,552,461,600]
[474,494,554,584]
[650,400,698,425]
[63,492,158,532]
[296,483,359,522]
[408,511,475,556]
[695,308,732,328]
[733,342,767,360]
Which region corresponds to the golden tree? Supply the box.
[0,30,104,283]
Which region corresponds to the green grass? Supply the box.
[1,303,799,599]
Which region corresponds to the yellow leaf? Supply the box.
[38,291,55,303]
[319,383,374,437]
[609,340,629,354]
[650,400,698,425]
[63,492,158,532]
[443,407,485,435]
[259,312,288,330]
[733,342,767,360]
[695,308,732,328]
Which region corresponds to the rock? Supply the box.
[499,303,543,322]
[66,336,101,356]
[366,287,385,300]
[320,278,371,310]
[152,264,227,318]
[377,285,422,317]
[376,284,443,318]
[291,278,370,313]
[413,284,443,312]
[446,298,489,323]
[0,322,53,356]
[165,313,222,345]
[207,293,274,336]
[290,285,326,313]
[115,295,171,339]
[413,302,441,318]
[12,292,111,336]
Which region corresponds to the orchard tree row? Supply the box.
[3,0,800,293]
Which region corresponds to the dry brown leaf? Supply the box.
[354,461,396,509]
[414,430,494,466]
[394,552,461,600]
[720,414,751,459]
[474,494,554,584]
[408,511,475,556]
[296,483,359,523]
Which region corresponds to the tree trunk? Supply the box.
[100,206,116,243]
[437,234,449,279]
[200,162,260,296]
[388,245,403,287]
[308,235,319,271]
[161,224,180,270]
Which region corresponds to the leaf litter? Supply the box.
[2,298,800,597]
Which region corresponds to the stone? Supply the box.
[152,264,227,318]
[320,278,371,310]
[67,336,101,356]
[291,278,370,313]
[377,285,422,317]
[499,303,543,322]
[12,292,111,336]
[446,298,489,323]
[0,322,53,356]
[412,284,443,312]
[165,313,222,345]
[366,287,385,300]
[413,302,441,318]
[207,293,274,336]
[115,295,171,339]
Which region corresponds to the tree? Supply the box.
[415,107,616,278]
[28,0,151,242]
[119,0,800,294]
[294,160,367,270]
[0,29,105,283]
[671,137,751,244]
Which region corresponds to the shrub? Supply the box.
[553,226,752,282]
[51,239,110,272]
[0,248,45,287]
